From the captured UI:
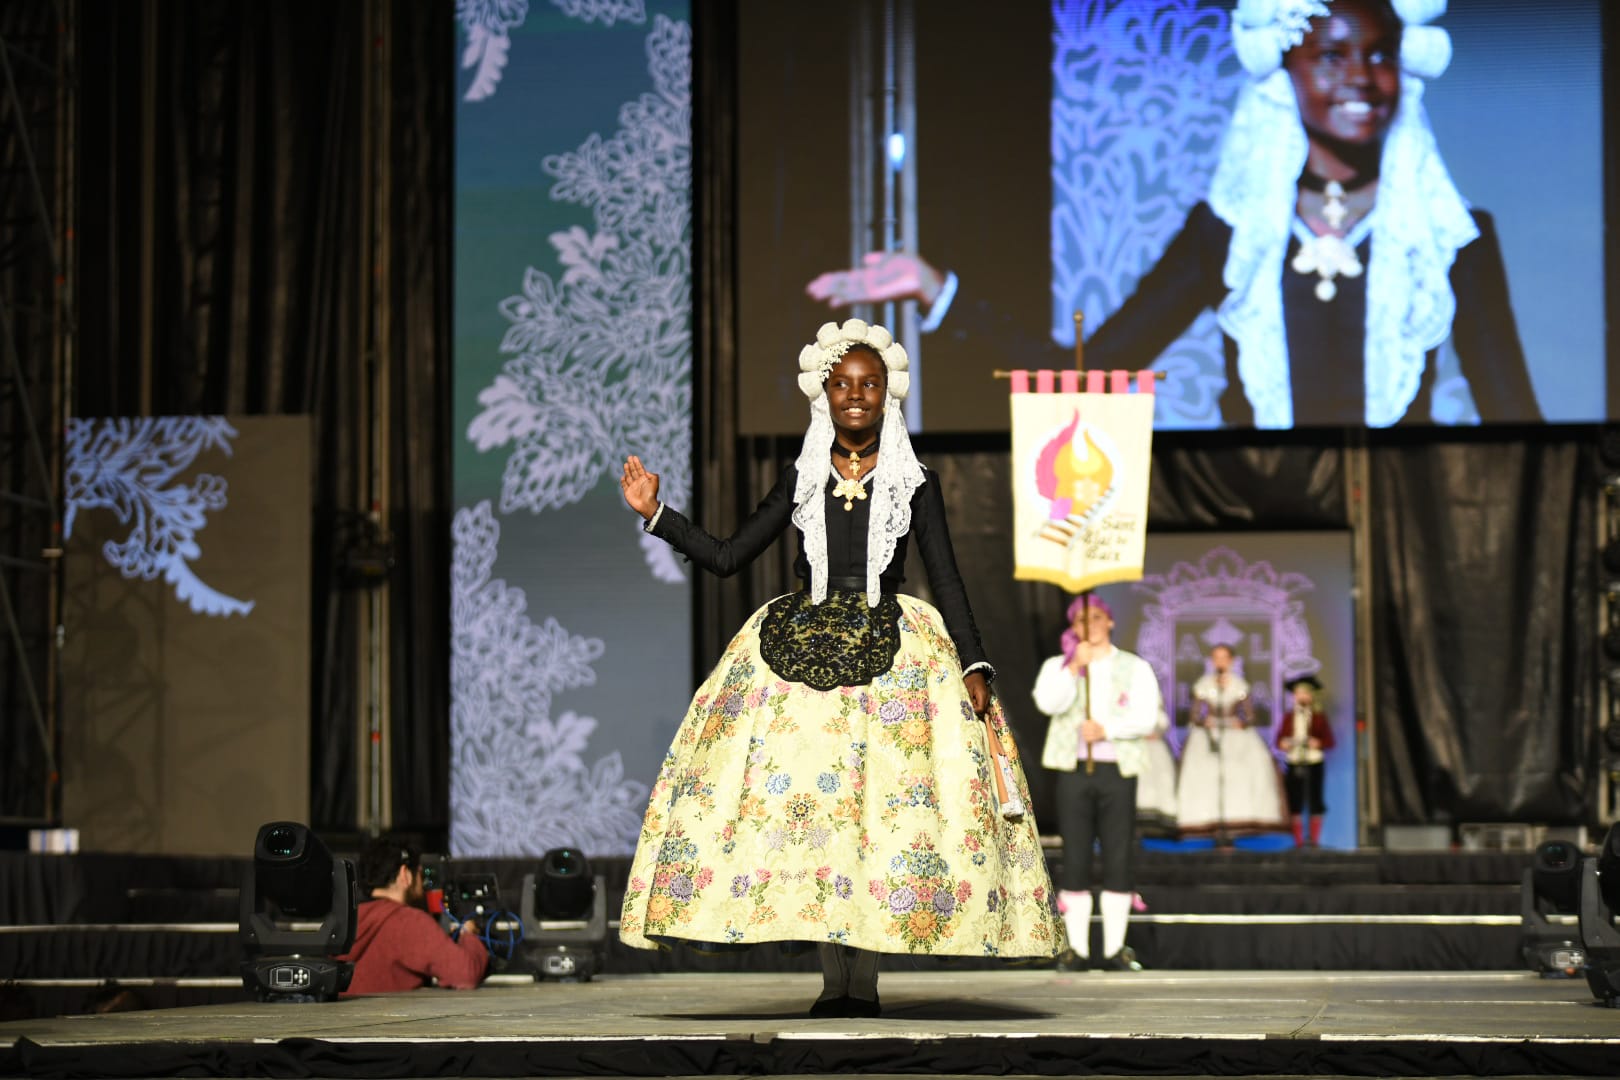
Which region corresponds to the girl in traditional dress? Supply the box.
[1175,645,1288,838]
[617,319,1060,1017]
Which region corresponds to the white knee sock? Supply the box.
[1100,889,1132,958]
[846,946,879,1002]
[816,942,848,1001]
[1059,889,1093,958]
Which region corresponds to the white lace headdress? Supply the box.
[791,319,925,607]
[1213,0,1474,428]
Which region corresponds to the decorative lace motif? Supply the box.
[450,501,649,855]
[465,14,692,584]
[64,417,253,617]
[458,0,647,103]
[759,589,903,691]
[1051,0,1241,429]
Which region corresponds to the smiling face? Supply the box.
[825,346,886,442]
[1285,0,1401,152]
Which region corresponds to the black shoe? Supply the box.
[844,994,881,1018]
[1054,948,1088,973]
[808,995,849,1018]
[1098,946,1143,972]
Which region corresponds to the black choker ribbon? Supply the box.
[1298,169,1376,194]
[832,435,880,460]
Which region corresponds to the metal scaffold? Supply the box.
[0,0,73,825]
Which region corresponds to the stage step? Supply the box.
[0,849,1542,1008]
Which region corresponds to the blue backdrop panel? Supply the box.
[451,0,692,857]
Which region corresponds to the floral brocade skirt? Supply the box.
[619,592,1062,958]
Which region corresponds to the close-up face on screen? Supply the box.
[738,0,1605,434]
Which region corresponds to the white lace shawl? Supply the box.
[1211,12,1476,428]
[791,397,925,608]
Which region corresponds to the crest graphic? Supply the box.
[1131,545,1320,751]
[1031,409,1120,548]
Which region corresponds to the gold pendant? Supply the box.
[832,447,870,510]
[832,476,866,511]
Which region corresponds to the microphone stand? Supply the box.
[1209,676,1229,849]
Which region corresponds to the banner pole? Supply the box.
[1073,311,1084,372]
[1083,589,1095,775]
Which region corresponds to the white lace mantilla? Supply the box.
[792,321,925,607]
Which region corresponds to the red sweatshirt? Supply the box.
[337,898,489,996]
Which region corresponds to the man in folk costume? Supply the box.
[1277,674,1336,847]
[1034,596,1163,971]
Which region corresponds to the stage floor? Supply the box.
[2,970,1616,1077]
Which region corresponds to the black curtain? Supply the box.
[1369,434,1597,824]
[74,0,452,835]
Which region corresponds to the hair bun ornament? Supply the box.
[887,370,911,401]
[1231,0,1328,76]
[866,324,893,350]
[1392,0,1445,25]
[797,371,825,400]
[1399,24,1451,79]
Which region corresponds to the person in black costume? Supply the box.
[807,0,1541,428]
[615,319,1061,1018]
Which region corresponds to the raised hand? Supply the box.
[806,251,945,308]
[620,455,661,520]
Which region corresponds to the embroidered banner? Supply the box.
[1009,369,1155,592]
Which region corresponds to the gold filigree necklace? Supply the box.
[831,439,877,511]
[1294,170,1374,302]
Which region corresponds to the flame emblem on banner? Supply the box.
[1033,410,1118,547]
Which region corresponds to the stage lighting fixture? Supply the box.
[239,822,358,1002]
[1579,823,1620,1007]
[1520,841,1586,977]
[520,848,607,982]
[538,848,593,919]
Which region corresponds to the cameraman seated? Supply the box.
[339,838,489,996]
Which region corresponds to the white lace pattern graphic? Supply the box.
[450,501,649,856]
[466,14,692,585]
[458,0,648,103]
[1051,0,1241,428]
[64,417,254,618]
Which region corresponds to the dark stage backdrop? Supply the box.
[73,0,452,833]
